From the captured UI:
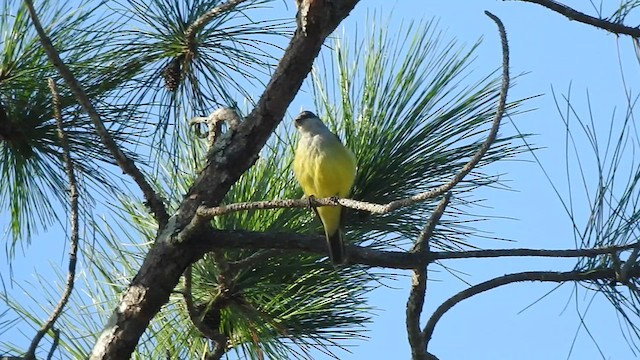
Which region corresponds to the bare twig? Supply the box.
[176,198,332,244]
[192,192,452,220]
[412,192,453,253]
[23,0,169,227]
[432,245,640,260]
[386,9,508,212]
[197,197,341,218]
[422,267,640,349]
[184,0,250,45]
[192,186,475,220]
[24,79,80,360]
[407,13,508,359]
[511,0,640,37]
[406,193,452,360]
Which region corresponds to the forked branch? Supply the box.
[406,193,452,360]
[404,11,510,359]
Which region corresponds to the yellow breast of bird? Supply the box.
[294,134,356,198]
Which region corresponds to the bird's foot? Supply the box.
[306,195,316,208]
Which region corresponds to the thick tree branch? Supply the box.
[406,193,452,360]
[511,0,640,37]
[422,267,640,349]
[24,80,79,360]
[202,230,420,268]
[89,1,361,358]
[23,0,169,227]
[405,268,429,355]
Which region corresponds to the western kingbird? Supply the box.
[293,111,356,265]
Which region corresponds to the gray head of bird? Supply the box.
[294,111,330,135]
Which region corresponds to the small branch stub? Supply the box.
[190,108,242,149]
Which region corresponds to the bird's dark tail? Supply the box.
[326,230,346,266]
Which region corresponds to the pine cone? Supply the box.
[162,55,184,91]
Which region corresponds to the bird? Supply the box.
[292,111,357,266]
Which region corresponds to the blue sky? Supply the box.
[332,1,640,359]
[3,0,640,359]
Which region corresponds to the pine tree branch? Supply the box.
[410,19,508,355]
[184,0,251,46]
[193,10,509,229]
[23,0,169,227]
[193,194,457,218]
[89,1,361,358]
[422,267,640,349]
[620,243,640,284]
[24,80,79,360]
[189,108,241,149]
[406,193,451,360]
[511,0,640,37]
[411,193,453,253]
[198,229,640,269]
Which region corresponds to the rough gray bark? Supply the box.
[89,1,361,359]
